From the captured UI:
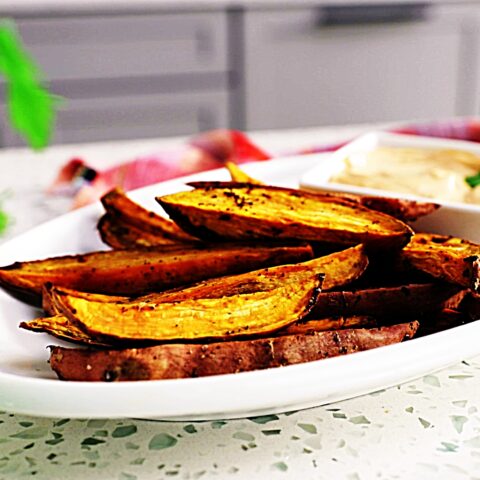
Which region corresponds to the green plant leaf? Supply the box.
[0,209,8,235]
[0,22,58,150]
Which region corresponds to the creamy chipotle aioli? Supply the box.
[331,147,480,205]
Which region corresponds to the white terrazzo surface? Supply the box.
[0,124,479,480]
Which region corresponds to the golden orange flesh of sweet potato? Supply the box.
[225,161,264,185]
[0,243,313,306]
[20,314,107,346]
[35,243,366,345]
[49,321,419,381]
[52,268,324,342]
[157,183,413,249]
[401,233,480,292]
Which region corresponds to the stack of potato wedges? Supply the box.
[1,167,479,382]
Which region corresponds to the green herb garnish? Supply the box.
[0,21,58,149]
[465,172,480,188]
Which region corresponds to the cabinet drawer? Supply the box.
[0,91,229,147]
[16,12,228,81]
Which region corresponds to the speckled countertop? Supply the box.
[0,360,480,479]
[0,125,479,480]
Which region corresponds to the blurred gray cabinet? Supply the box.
[243,4,480,130]
[0,12,230,146]
[2,3,480,146]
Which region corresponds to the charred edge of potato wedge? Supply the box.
[48,321,419,381]
[0,242,314,306]
[50,272,324,343]
[101,187,195,242]
[157,182,413,250]
[401,233,480,292]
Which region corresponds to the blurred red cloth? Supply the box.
[49,129,270,208]
[49,118,480,208]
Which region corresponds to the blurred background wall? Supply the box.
[1,0,480,146]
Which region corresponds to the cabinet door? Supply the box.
[244,5,477,130]
[0,91,229,147]
[16,12,228,81]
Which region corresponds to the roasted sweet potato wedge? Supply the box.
[0,243,313,306]
[101,187,195,242]
[42,244,366,321]
[130,243,368,304]
[462,292,480,320]
[20,314,107,346]
[225,161,264,185]
[52,267,324,343]
[158,183,413,249]
[401,233,480,292]
[49,321,419,381]
[279,315,377,335]
[303,187,440,223]
[311,283,461,320]
[97,214,185,249]
[42,283,127,316]
[357,196,440,223]
[24,313,376,347]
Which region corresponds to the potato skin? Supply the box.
[49,321,419,381]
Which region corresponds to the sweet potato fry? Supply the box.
[39,244,366,316]
[101,187,195,242]
[303,188,440,223]
[225,161,264,184]
[20,314,107,346]
[23,314,376,347]
[158,183,413,249]
[358,196,440,223]
[279,316,377,335]
[311,283,461,320]
[42,283,127,316]
[52,268,324,343]
[49,321,419,381]
[461,292,480,320]
[418,308,470,336]
[401,233,480,292]
[0,243,313,306]
[97,214,185,249]
[131,243,368,303]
